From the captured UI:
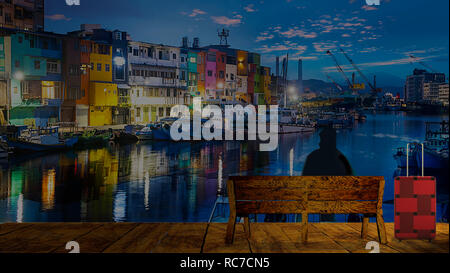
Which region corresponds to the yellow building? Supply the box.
[89,43,117,126]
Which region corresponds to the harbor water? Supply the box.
[0,112,448,223]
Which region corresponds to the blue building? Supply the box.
[1,30,64,127]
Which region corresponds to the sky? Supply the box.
[45,0,449,87]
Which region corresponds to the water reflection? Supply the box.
[0,113,448,223]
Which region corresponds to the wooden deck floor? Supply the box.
[0,222,448,253]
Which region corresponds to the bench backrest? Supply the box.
[227,176,385,215]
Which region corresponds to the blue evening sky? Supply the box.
[45,0,449,86]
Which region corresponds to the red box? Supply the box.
[394,176,436,241]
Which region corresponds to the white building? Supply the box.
[128,41,189,124]
[439,83,449,106]
[423,82,441,102]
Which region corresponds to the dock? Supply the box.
[0,222,448,253]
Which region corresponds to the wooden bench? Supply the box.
[225,176,387,244]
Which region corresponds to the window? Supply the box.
[219,71,224,79]
[159,107,164,117]
[231,74,235,80]
[173,53,177,60]
[128,46,132,53]
[136,107,141,118]
[207,70,213,77]
[181,57,185,63]
[166,108,171,116]
[34,60,40,70]
[97,63,102,71]
[105,64,110,72]
[133,49,139,56]
[166,89,170,97]
[221,56,225,63]
[47,61,58,73]
[159,51,163,60]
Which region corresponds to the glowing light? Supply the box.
[14,71,25,81]
[113,56,125,66]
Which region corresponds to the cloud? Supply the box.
[255,42,307,54]
[211,16,242,26]
[244,4,256,12]
[188,9,207,17]
[279,28,317,39]
[255,32,274,42]
[45,14,71,21]
[362,5,378,11]
[313,42,337,52]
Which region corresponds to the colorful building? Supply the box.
[1,30,63,127]
[196,51,206,98]
[249,53,262,105]
[260,66,271,104]
[0,0,44,32]
[205,49,217,100]
[236,50,249,103]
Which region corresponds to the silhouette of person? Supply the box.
[301,127,357,222]
[302,128,353,176]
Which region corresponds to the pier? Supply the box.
[0,222,448,253]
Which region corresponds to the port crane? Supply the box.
[324,73,343,92]
[326,50,354,91]
[339,48,381,96]
[408,54,441,73]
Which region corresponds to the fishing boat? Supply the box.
[7,126,78,152]
[394,145,419,168]
[417,121,449,170]
[0,139,9,159]
[152,118,178,140]
[135,125,153,141]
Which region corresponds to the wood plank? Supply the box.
[0,223,102,253]
[231,176,383,190]
[349,223,449,253]
[151,223,207,253]
[103,223,170,253]
[203,223,251,253]
[0,223,31,236]
[52,223,139,253]
[248,223,348,253]
[234,188,378,201]
[236,200,377,214]
[313,223,399,253]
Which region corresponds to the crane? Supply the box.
[409,54,438,73]
[326,50,353,91]
[339,48,380,95]
[325,73,343,92]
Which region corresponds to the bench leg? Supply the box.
[226,215,237,244]
[361,214,370,239]
[244,217,251,239]
[376,213,387,244]
[300,213,308,244]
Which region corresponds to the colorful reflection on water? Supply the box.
[0,112,448,223]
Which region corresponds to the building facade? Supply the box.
[405,69,446,102]
[128,41,187,124]
[1,30,63,127]
[0,0,44,32]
